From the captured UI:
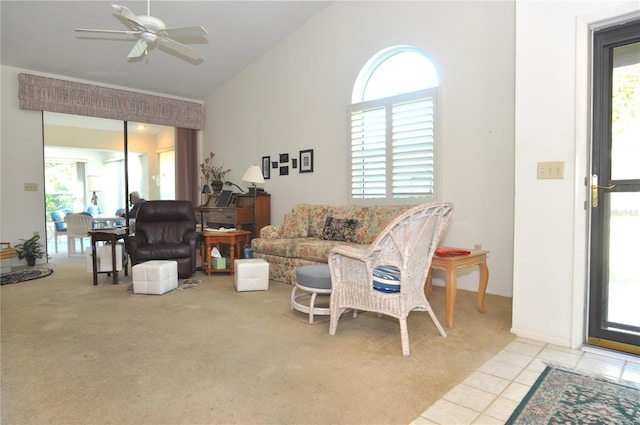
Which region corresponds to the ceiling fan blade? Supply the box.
[75,28,139,35]
[111,4,137,22]
[161,25,209,38]
[158,38,203,61]
[128,39,148,59]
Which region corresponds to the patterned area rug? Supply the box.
[506,365,640,424]
[1,268,54,285]
[177,278,201,290]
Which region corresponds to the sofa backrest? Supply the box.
[289,204,414,244]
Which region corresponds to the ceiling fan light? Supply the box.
[141,32,157,43]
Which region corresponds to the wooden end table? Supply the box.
[200,230,251,276]
[426,249,489,328]
[88,228,128,285]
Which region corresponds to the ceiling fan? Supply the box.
[75,2,208,62]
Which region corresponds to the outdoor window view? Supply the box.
[607,41,640,332]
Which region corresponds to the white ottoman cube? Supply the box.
[132,260,178,295]
[234,259,269,292]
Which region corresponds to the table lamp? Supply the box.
[86,175,102,206]
[241,165,265,236]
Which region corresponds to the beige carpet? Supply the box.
[1,256,514,424]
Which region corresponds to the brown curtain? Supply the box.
[175,128,199,205]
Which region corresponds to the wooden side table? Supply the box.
[200,230,251,276]
[426,249,489,328]
[88,228,128,285]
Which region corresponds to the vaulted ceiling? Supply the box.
[1,1,329,100]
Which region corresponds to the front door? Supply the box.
[588,20,640,355]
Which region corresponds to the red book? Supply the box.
[435,248,471,257]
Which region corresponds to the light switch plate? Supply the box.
[537,161,564,179]
[24,183,38,191]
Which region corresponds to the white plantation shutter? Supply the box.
[392,97,434,197]
[351,106,386,198]
[350,90,436,200]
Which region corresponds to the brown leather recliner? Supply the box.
[127,200,198,278]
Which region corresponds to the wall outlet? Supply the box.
[537,161,565,179]
[24,183,38,191]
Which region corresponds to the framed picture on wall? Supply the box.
[279,153,289,163]
[299,149,314,173]
[291,158,298,169]
[262,156,270,180]
[280,166,289,176]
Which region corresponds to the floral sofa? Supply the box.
[251,204,413,284]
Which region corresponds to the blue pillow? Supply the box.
[373,265,401,293]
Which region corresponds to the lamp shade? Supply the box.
[241,165,265,185]
[86,175,102,192]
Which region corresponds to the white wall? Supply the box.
[205,1,516,297]
[512,1,639,347]
[1,66,48,258]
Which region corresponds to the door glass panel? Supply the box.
[44,113,176,257]
[126,122,175,205]
[608,192,640,331]
[611,42,640,180]
[589,20,640,354]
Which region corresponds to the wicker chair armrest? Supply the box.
[329,244,374,261]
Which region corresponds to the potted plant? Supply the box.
[200,152,230,193]
[15,234,48,266]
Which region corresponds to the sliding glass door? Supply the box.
[43,112,175,256]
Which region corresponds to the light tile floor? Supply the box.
[411,337,640,425]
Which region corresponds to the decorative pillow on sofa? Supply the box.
[372,265,401,293]
[283,212,309,238]
[321,217,358,242]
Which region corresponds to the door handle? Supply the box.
[591,174,615,208]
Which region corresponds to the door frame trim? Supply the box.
[573,5,640,350]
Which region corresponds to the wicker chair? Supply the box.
[64,213,95,256]
[328,202,453,356]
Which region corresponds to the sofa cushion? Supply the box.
[308,205,336,238]
[283,211,309,238]
[251,237,299,258]
[291,239,352,263]
[253,237,353,263]
[365,206,414,243]
[321,217,359,242]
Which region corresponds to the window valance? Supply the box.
[18,73,203,130]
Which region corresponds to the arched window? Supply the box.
[350,46,439,200]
